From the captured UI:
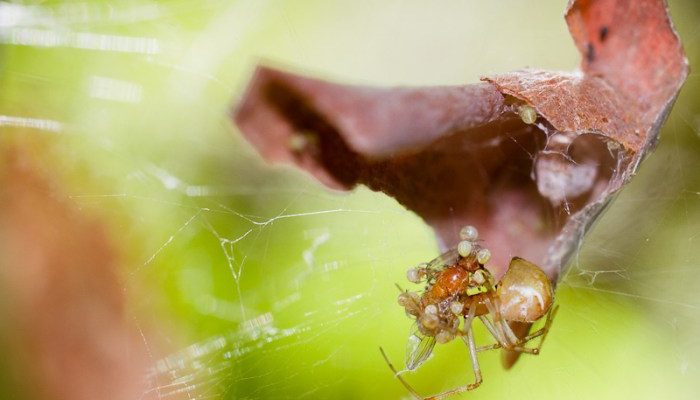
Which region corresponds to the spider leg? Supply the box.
[483,297,513,345]
[379,347,423,400]
[478,305,559,355]
[475,343,501,352]
[478,315,535,353]
[479,313,538,354]
[478,315,506,346]
[499,317,521,345]
[469,306,504,353]
[514,304,559,354]
[488,297,524,347]
[423,315,483,400]
[416,303,484,400]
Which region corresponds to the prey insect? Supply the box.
[380,225,558,400]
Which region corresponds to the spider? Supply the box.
[380,225,558,400]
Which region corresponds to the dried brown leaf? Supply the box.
[232,0,688,285]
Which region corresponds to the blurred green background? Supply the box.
[1,0,699,399]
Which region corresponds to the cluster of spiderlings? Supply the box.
[458,225,491,265]
[408,299,460,344]
[397,225,500,344]
[397,291,459,342]
[422,303,460,344]
[397,291,422,316]
[406,262,427,284]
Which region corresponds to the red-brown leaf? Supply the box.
[231,0,688,284]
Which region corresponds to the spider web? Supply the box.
[1,1,699,399]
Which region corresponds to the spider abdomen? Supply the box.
[497,257,553,322]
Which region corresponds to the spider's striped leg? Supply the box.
[513,305,559,354]
[424,303,482,400]
[478,305,559,355]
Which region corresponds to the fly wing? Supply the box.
[405,324,436,370]
[426,248,459,271]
